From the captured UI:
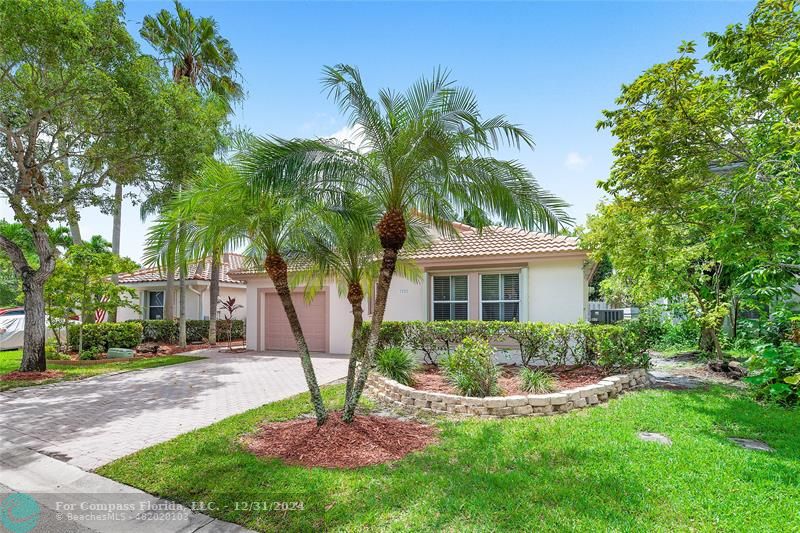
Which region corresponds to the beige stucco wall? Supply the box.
[239,255,589,355]
[113,283,246,323]
[528,257,587,323]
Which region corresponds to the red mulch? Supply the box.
[243,411,439,469]
[0,370,65,382]
[411,364,610,396]
[135,341,245,355]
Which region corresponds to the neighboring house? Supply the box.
[231,224,591,354]
[116,253,247,322]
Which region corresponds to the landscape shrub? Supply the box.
[375,346,417,386]
[367,320,653,370]
[441,336,499,397]
[519,367,556,393]
[133,319,245,344]
[744,343,800,405]
[79,347,102,360]
[68,322,143,352]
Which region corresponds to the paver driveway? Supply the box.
[0,350,347,470]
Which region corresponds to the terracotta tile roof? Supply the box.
[118,253,246,285]
[410,225,582,260]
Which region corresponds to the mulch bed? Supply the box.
[412,364,610,396]
[0,370,65,382]
[136,341,245,355]
[243,411,439,469]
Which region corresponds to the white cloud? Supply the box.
[564,151,591,172]
[326,124,367,152]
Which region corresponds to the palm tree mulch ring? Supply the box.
[0,370,65,381]
[242,411,438,469]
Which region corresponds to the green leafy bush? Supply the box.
[375,346,417,386]
[519,367,556,393]
[79,347,102,360]
[441,336,499,397]
[744,343,800,405]
[133,319,245,344]
[68,322,143,352]
[505,322,552,366]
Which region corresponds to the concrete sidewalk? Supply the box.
[0,443,252,532]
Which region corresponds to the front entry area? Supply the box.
[264,291,328,352]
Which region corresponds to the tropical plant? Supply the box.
[441,336,499,397]
[139,0,240,343]
[519,367,556,394]
[744,343,800,406]
[217,296,244,351]
[291,194,426,404]
[247,65,571,421]
[0,0,167,371]
[141,0,243,105]
[375,347,417,386]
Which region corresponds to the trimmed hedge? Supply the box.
[68,322,143,352]
[129,319,245,344]
[363,320,651,370]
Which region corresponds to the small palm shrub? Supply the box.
[375,346,417,386]
[519,367,556,393]
[441,336,499,397]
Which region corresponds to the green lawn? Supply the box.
[97,384,800,532]
[0,350,204,391]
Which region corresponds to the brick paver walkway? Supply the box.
[0,351,347,470]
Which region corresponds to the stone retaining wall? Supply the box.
[366,368,650,418]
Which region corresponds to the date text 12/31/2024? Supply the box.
[191,501,305,512]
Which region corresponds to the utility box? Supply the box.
[107,348,135,359]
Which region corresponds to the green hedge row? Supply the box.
[67,320,245,351]
[67,322,143,352]
[129,319,245,344]
[363,320,653,370]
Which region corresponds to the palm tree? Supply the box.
[292,196,426,405]
[147,155,331,425]
[140,0,243,104]
[140,0,242,344]
[247,66,572,421]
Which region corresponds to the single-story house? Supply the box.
[231,224,591,354]
[116,253,247,322]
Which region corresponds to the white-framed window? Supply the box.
[432,275,468,321]
[147,291,165,320]
[481,273,520,321]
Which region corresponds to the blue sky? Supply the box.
[24,1,758,261]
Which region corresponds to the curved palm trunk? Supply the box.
[164,258,176,320]
[266,253,328,425]
[344,283,365,405]
[208,253,220,345]
[343,249,401,421]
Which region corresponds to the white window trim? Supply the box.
[479,272,521,321]
[430,274,469,321]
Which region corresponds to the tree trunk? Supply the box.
[109,181,123,322]
[343,247,399,422]
[66,204,82,245]
[178,264,187,348]
[699,326,723,360]
[265,252,328,425]
[19,273,48,372]
[344,283,365,405]
[208,254,220,345]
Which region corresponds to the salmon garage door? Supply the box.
[265,292,327,352]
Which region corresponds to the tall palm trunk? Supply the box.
[208,253,220,345]
[109,181,123,322]
[164,254,176,320]
[265,252,328,425]
[66,204,82,245]
[344,282,365,405]
[178,263,187,347]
